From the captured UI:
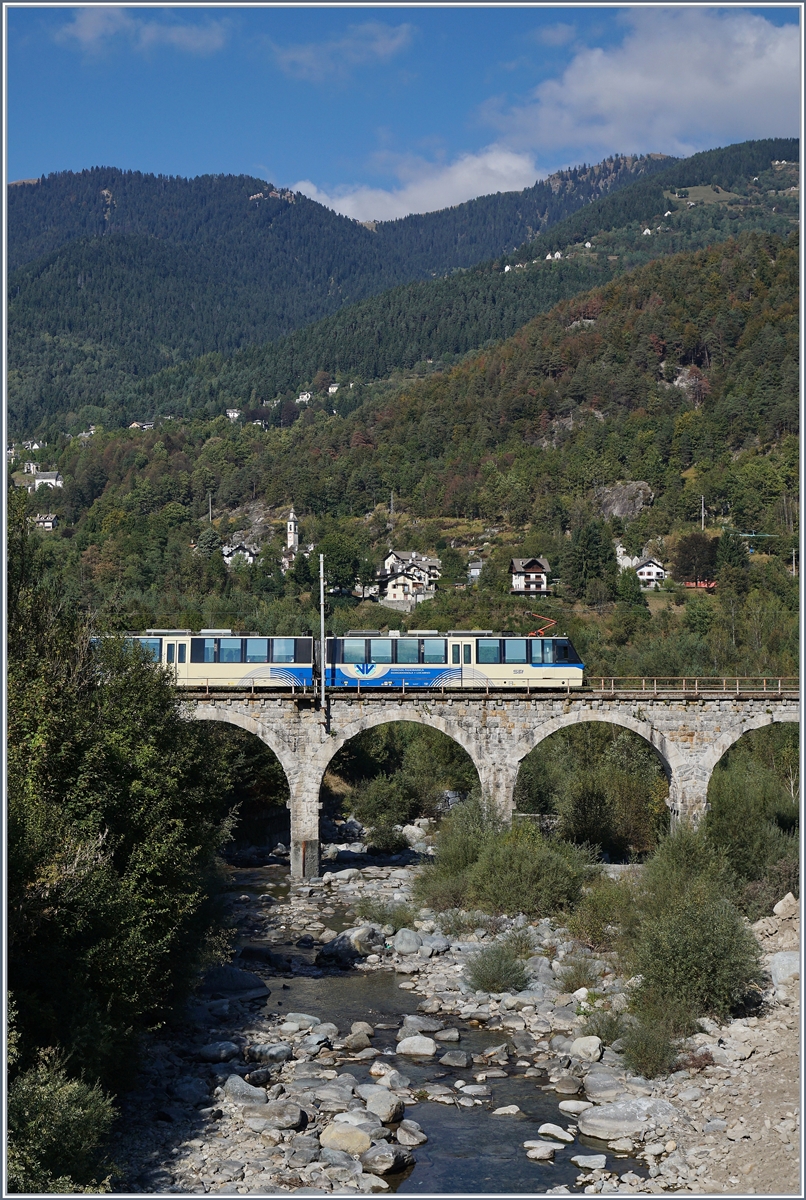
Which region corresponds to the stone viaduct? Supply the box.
[187,688,799,878]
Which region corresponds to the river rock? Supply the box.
[559,1100,593,1114]
[772,892,798,918]
[769,950,800,987]
[262,1099,306,1130]
[345,1031,372,1052]
[493,1105,521,1116]
[525,1142,560,1161]
[569,1036,603,1062]
[312,1022,340,1039]
[401,1014,443,1033]
[376,1069,410,1091]
[223,1074,268,1105]
[538,1123,574,1143]
[553,1075,583,1095]
[201,964,269,994]
[434,1027,460,1042]
[583,1072,622,1102]
[396,1119,427,1147]
[421,934,450,953]
[396,1035,437,1057]
[352,1021,375,1037]
[196,1040,240,1062]
[245,1041,293,1065]
[285,1012,319,1028]
[393,929,423,955]
[439,1050,472,1069]
[572,1154,607,1170]
[360,1143,413,1175]
[577,1097,680,1140]
[320,1123,372,1155]
[365,1090,405,1124]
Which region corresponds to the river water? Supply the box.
[224,865,648,1195]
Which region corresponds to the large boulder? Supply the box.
[361,1143,414,1175]
[201,964,269,995]
[245,1042,293,1065]
[223,1075,267,1105]
[320,1123,372,1155]
[396,1119,427,1147]
[396,1035,437,1057]
[196,1041,240,1063]
[393,929,423,955]
[577,1098,680,1140]
[364,1090,405,1124]
[569,1036,603,1062]
[261,1100,306,1130]
[316,924,383,965]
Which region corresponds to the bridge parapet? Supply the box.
[187,688,799,877]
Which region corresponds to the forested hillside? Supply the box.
[17,228,798,678]
[9,140,797,435]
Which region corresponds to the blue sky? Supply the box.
[6,5,801,220]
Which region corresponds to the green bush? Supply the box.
[465,941,528,994]
[363,819,409,856]
[353,898,417,930]
[557,956,600,992]
[637,825,736,920]
[632,894,762,1020]
[503,927,538,959]
[704,758,798,883]
[581,1009,628,1046]
[7,1045,116,1193]
[351,774,418,831]
[620,1009,682,1079]
[567,874,639,951]
[413,866,472,912]
[465,825,596,917]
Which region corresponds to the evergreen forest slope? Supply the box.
[8,139,797,434]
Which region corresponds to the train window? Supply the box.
[219,638,243,663]
[178,644,187,664]
[529,639,543,664]
[166,643,175,664]
[342,638,366,664]
[137,637,161,661]
[246,638,269,663]
[477,639,501,664]
[463,644,472,664]
[555,640,570,662]
[190,638,216,663]
[504,639,528,664]
[423,638,446,664]
[543,641,556,664]
[451,644,460,665]
[370,639,393,663]
[397,639,420,664]
[273,638,295,663]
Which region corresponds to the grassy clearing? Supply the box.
[353,897,418,931]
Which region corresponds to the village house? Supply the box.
[297,392,312,405]
[222,542,258,567]
[26,471,63,493]
[35,514,58,531]
[467,560,484,584]
[22,439,46,451]
[376,550,441,603]
[328,383,339,395]
[226,408,242,422]
[23,461,39,474]
[7,446,16,462]
[635,557,667,587]
[510,557,551,594]
[615,542,641,570]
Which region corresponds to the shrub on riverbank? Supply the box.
[354,897,417,930]
[465,941,528,994]
[415,796,596,917]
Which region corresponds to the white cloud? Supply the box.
[536,22,577,48]
[55,7,228,56]
[268,22,414,82]
[484,9,800,161]
[294,145,539,222]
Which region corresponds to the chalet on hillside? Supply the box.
[635,557,667,586]
[35,514,58,530]
[26,471,63,493]
[510,557,550,594]
[377,550,441,602]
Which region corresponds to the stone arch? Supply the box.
[700,710,800,788]
[191,705,298,785]
[517,709,682,795]
[311,708,486,788]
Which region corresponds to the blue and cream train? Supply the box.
[125,628,585,690]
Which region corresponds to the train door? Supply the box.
[450,639,473,686]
